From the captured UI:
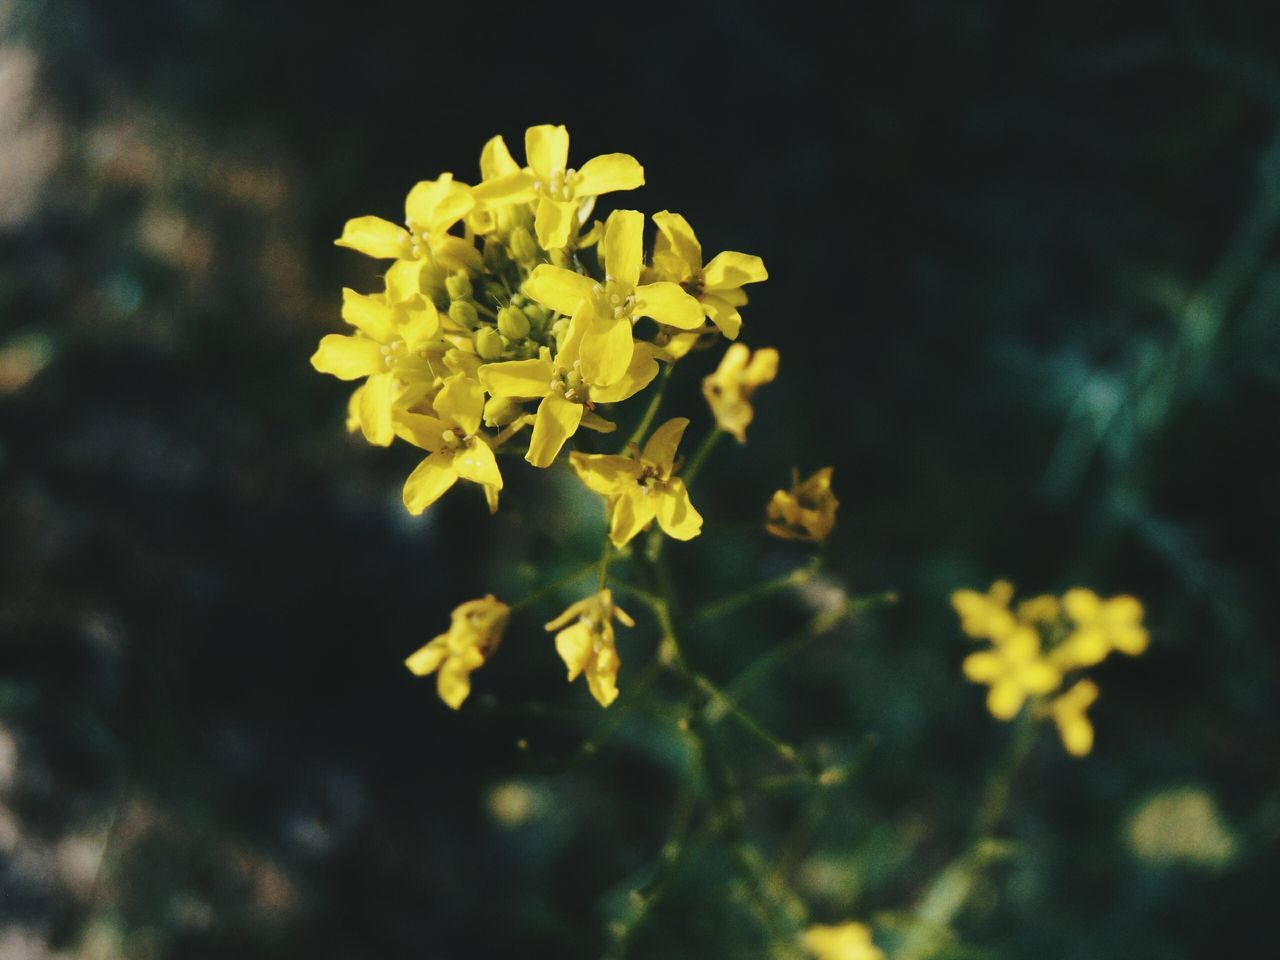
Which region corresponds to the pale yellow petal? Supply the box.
[987,680,1026,720]
[652,210,702,276]
[480,135,521,180]
[436,658,473,709]
[452,438,503,489]
[641,417,689,474]
[356,372,395,446]
[579,317,634,387]
[311,334,385,380]
[554,622,593,681]
[656,478,703,541]
[962,650,1003,683]
[574,153,644,197]
[479,358,555,399]
[700,293,742,339]
[609,490,658,547]
[404,636,448,676]
[434,375,485,436]
[602,209,644,288]
[341,288,395,341]
[335,216,407,259]
[534,197,575,250]
[525,123,569,182]
[703,250,768,290]
[590,341,660,403]
[569,453,643,495]
[586,644,620,707]
[393,412,447,452]
[471,170,535,206]
[402,451,459,514]
[634,282,704,330]
[525,394,584,468]
[523,264,598,316]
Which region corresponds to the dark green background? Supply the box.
[1,1,1276,957]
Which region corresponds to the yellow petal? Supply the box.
[701,294,742,339]
[396,298,441,348]
[404,636,448,676]
[1063,587,1101,624]
[525,124,569,182]
[962,650,1003,683]
[384,258,426,302]
[534,197,576,250]
[526,394,584,468]
[394,412,447,451]
[434,374,484,436]
[1022,660,1062,695]
[480,135,521,180]
[471,170,535,206]
[356,372,395,446]
[634,282,704,330]
[405,174,473,233]
[335,216,407,259]
[523,264,597,316]
[641,417,689,474]
[656,478,703,540]
[652,210,702,277]
[311,334,385,380]
[609,490,658,547]
[569,453,643,495]
[586,644,620,707]
[544,597,593,632]
[452,438,502,489]
[579,317,634,387]
[436,658,473,709]
[1057,714,1094,756]
[554,621,593,681]
[479,358,555,399]
[341,288,395,341]
[602,209,644,288]
[987,680,1025,720]
[703,250,768,290]
[575,153,644,197]
[590,341,660,403]
[403,451,459,514]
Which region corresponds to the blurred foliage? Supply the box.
[1,0,1279,957]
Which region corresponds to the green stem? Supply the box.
[968,709,1039,842]
[508,561,596,613]
[681,427,723,486]
[692,557,822,624]
[625,362,675,451]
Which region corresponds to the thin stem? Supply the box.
[597,536,614,591]
[692,556,822,624]
[681,427,722,486]
[968,709,1039,842]
[625,362,675,452]
[508,561,596,613]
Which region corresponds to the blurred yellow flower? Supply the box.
[802,921,883,960]
[702,342,779,443]
[545,589,635,707]
[1048,679,1098,757]
[1055,587,1148,668]
[765,467,838,543]
[962,624,1061,720]
[569,417,704,547]
[405,595,510,709]
[950,580,1016,641]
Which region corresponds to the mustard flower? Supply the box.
[569,417,703,547]
[1048,679,1099,757]
[950,580,1017,641]
[961,624,1061,720]
[1055,587,1149,668]
[310,288,442,445]
[650,210,768,339]
[393,374,503,514]
[524,210,703,385]
[765,467,839,543]
[545,589,635,707]
[703,343,779,443]
[335,173,478,274]
[802,922,884,960]
[405,595,510,709]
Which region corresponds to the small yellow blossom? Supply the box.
[405,595,509,709]
[703,343,778,443]
[569,418,703,547]
[545,589,635,707]
[651,210,768,339]
[394,375,503,514]
[1048,679,1098,757]
[765,467,839,543]
[335,173,478,274]
[950,580,1016,641]
[962,624,1061,720]
[802,922,883,960]
[1055,588,1148,667]
[523,210,703,385]
[1017,593,1061,626]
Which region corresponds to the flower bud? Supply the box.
[508,226,538,262]
[449,300,479,330]
[475,326,506,360]
[445,271,472,301]
[483,282,508,305]
[551,317,571,351]
[497,305,530,340]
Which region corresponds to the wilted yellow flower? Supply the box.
[405,595,510,709]
[802,922,883,960]
[1048,679,1098,757]
[765,467,838,543]
[651,210,768,339]
[523,209,703,385]
[962,624,1061,720]
[1055,588,1148,668]
[569,418,703,547]
[950,580,1016,641]
[703,343,778,443]
[394,375,503,514]
[545,589,635,707]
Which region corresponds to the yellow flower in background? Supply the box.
[1049,679,1098,757]
[703,343,779,443]
[569,417,703,547]
[962,624,1061,720]
[1056,587,1149,668]
[950,580,1016,642]
[405,595,510,709]
[394,375,503,514]
[523,209,703,386]
[545,589,636,707]
[765,467,839,543]
[651,210,768,339]
[310,288,443,446]
[802,922,883,960]
[1017,593,1061,626]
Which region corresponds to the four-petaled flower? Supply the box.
[765,466,839,543]
[545,589,635,707]
[962,624,1062,720]
[1055,588,1148,668]
[703,343,779,444]
[405,595,510,709]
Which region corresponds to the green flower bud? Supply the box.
[497,305,530,340]
[551,317,571,352]
[449,300,479,330]
[483,282,508,306]
[483,396,524,428]
[475,326,506,360]
[444,271,472,301]
[508,226,538,263]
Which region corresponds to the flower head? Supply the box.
[802,922,883,960]
[950,580,1017,641]
[765,467,839,543]
[569,418,704,547]
[1054,588,1148,668]
[703,343,778,443]
[1048,679,1099,757]
[545,589,635,707]
[962,623,1061,720]
[405,595,510,709]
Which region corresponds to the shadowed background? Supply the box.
[1,1,1278,957]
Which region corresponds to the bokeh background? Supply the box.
[2,1,1278,957]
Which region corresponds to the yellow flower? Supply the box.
[335,173,479,275]
[765,467,839,543]
[473,124,645,250]
[405,595,510,709]
[393,374,503,514]
[1048,679,1098,757]
[962,624,1061,720]
[651,211,768,339]
[1055,587,1148,668]
[1017,593,1061,626]
[478,319,660,467]
[545,589,635,707]
[523,210,703,385]
[702,343,779,443]
[310,288,442,445]
[802,922,883,960]
[569,417,704,547]
[950,580,1016,641]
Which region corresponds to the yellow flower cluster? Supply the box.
[951,581,1149,756]
[311,123,769,518]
